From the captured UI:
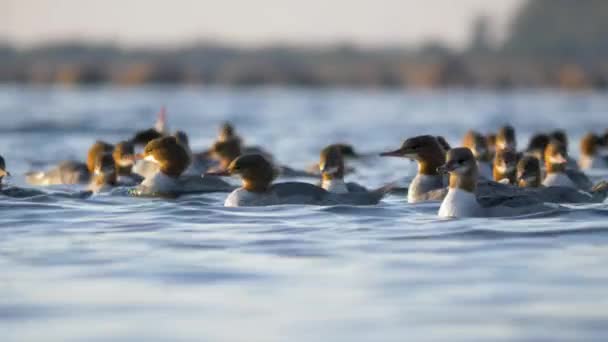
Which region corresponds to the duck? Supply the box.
[437,148,555,218]
[549,130,579,170]
[462,130,493,179]
[542,140,593,190]
[112,141,144,185]
[25,141,114,186]
[0,155,10,190]
[517,155,542,188]
[222,154,387,207]
[88,153,118,193]
[380,135,446,203]
[496,125,517,151]
[132,136,233,197]
[318,144,369,194]
[493,148,518,185]
[579,133,608,170]
[525,133,550,162]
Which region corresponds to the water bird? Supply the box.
[579,133,608,170]
[133,136,233,196]
[437,148,555,218]
[493,148,518,184]
[221,154,387,207]
[462,130,493,179]
[25,141,113,186]
[380,135,446,203]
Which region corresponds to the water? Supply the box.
[1,86,608,341]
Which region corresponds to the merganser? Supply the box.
[550,130,579,170]
[517,153,608,203]
[319,145,369,194]
[112,141,144,185]
[380,135,446,203]
[0,155,10,190]
[462,130,493,179]
[209,138,242,172]
[88,153,117,193]
[133,136,233,197]
[493,148,518,185]
[526,133,550,162]
[496,125,517,151]
[131,107,171,178]
[26,141,113,186]
[216,122,274,161]
[542,140,592,190]
[517,155,542,188]
[437,148,554,218]
[579,133,608,170]
[222,154,387,207]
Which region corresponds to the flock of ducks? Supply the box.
[1,108,607,218]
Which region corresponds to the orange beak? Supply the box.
[205,170,231,177]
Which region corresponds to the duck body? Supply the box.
[225,182,385,207]
[408,174,445,203]
[26,160,90,186]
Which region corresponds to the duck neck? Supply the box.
[493,166,516,184]
[519,177,541,188]
[449,173,477,193]
[418,155,444,176]
[545,162,565,174]
[243,179,271,193]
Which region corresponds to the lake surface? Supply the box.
[1,86,608,341]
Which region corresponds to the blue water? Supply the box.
[1,86,608,341]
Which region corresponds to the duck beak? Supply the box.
[379,148,403,157]
[549,154,568,164]
[205,170,231,177]
[437,160,457,174]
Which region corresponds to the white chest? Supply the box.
[543,172,576,189]
[322,179,349,194]
[408,174,444,203]
[224,188,279,207]
[438,188,480,218]
[141,172,178,193]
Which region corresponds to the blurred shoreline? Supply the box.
[1,0,607,90]
[0,42,605,91]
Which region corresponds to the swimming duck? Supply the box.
[525,133,550,162]
[222,154,387,207]
[493,148,518,185]
[380,135,446,203]
[112,141,144,185]
[485,133,497,159]
[579,133,608,170]
[549,130,579,170]
[517,155,542,188]
[319,145,368,194]
[133,136,233,196]
[26,141,114,186]
[543,140,593,190]
[88,153,117,193]
[496,125,517,151]
[462,130,493,179]
[437,148,554,218]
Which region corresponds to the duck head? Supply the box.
[493,148,518,184]
[138,136,190,178]
[227,154,277,193]
[496,125,516,151]
[113,141,136,176]
[437,147,478,192]
[319,145,345,181]
[380,135,446,175]
[87,141,114,174]
[517,155,542,188]
[544,140,568,173]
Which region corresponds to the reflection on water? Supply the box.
[1,86,608,341]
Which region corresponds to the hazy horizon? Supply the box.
[1,0,524,48]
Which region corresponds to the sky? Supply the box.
[1,0,525,48]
